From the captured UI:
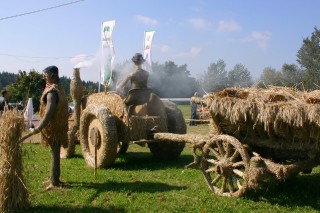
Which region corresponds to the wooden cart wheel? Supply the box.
[201,135,250,197]
[80,104,118,168]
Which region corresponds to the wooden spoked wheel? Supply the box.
[201,135,250,197]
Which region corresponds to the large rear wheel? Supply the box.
[117,141,129,154]
[148,101,186,160]
[80,104,118,168]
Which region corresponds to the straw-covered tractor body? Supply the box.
[68,68,186,169]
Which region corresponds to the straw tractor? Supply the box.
[63,68,186,168]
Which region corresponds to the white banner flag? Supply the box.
[101,20,116,85]
[143,31,155,72]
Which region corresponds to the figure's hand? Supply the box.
[29,128,40,134]
[20,128,40,143]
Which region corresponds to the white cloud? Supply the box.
[241,31,272,51]
[217,20,241,32]
[188,18,211,30]
[154,44,171,53]
[135,15,158,26]
[177,47,202,57]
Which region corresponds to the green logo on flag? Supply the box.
[104,26,110,32]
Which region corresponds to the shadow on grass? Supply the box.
[67,180,187,193]
[112,152,194,171]
[244,173,320,210]
[26,205,125,213]
[67,180,186,208]
[25,181,185,213]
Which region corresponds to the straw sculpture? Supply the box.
[0,110,29,212]
[86,92,130,145]
[129,116,167,141]
[80,104,118,168]
[62,68,83,158]
[200,87,320,151]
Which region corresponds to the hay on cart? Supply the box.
[199,87,320,151]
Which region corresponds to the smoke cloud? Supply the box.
[71,54,99,69]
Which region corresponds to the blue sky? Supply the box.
[0,0,319,82]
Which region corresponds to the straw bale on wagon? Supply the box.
[0,110,29,212]
[199,87,320,152]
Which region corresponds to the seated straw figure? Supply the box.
[116,53,151,115]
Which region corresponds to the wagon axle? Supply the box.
[216,161,234,178]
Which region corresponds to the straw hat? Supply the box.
[131,53,145,64]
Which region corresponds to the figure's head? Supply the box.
[131,53,145,65]
[1,90,7,97]
[43,65,59,83]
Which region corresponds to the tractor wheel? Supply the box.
[148,100,186,160]
[80,104,118,168]
[117,141,129,154]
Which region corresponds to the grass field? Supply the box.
[19,105,320,212]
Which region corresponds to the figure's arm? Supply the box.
[116,74,131,90]
[34,92,58,133]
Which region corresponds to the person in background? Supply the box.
[0,90,8,112]
[189,92,198,126]
[28,65,69,190]
[17,100,23,111]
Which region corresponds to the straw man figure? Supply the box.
[116,53,149,91]
[30,66,69,190]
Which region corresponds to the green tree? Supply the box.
[0,71,17,90]
[227,63,253,87]
[60,76,71,98]
[258,67,282,87]
[202,59,228,92]
[296,27,320,90]
[6,70,45,111]
[280,63,304,88]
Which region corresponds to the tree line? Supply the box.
[0,27,319,112]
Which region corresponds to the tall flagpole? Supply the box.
[98,22,103,92]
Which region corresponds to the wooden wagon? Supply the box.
[154,87,320,197]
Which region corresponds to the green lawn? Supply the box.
[22,142,320,213]
[18,105,320,212]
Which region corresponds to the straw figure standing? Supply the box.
[0,110,29,212]
[26,65,69,190]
